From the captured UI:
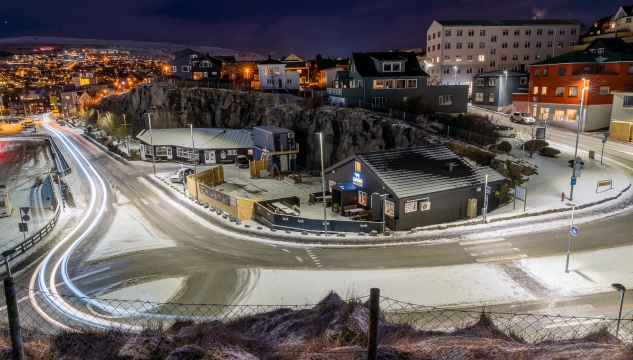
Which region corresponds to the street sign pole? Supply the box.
[565,205,576,273]
[181,164,186,197]
[483,174,489,223]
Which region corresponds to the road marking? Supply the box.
[459,238,505,246]
[150,198,159,204]
[195,235,204,239]
[543,317,606,329]
[282,249,290,253]
[306,249,323,268]
[469,248,521,257]
[475,254,528,262]
[295,256,303,262]
[140,198,150,205]
[463,243,513,251]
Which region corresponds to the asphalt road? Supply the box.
[9,114,633,331]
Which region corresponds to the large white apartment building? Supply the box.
[426,19,580,92]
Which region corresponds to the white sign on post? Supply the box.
[514,185,528,211]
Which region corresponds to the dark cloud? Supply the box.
[0,0,622,58]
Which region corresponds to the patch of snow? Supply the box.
[101,277,185,303]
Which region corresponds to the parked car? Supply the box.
[510,112,536,125]
[19,127,36,134]
[495,125,516,138]
[57,120,66,126]
[235,155,249,168]
[170,168,195,183]
[19,119,34,124]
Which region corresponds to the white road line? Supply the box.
[543,317,606,329]
[475,254,528,262]
[306,249,323,268]
[282,249,290,253]
[295,256,303,262]
[470,248,521,257]
[459,238,505,246]
[150,198,159,204]
[140,198,150,205]
[463,243,513,251]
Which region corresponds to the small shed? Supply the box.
[331,182,358,210]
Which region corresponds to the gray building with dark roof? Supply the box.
[323,144,505,230]
[472,70,529,111]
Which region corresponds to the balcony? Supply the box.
[327,88,342,96]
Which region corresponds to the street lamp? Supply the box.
[316,132,327,236]
[612,283,626,338]
[565,202,576,273]
[144,111,156,177]
[122,113,130,157]
[453,66,457,85]
[601,132,610,165]
[188,124,199,204]
[570,79,588,201]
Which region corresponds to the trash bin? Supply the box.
[588,150,595,159]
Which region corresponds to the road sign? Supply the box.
[18,223,28,232]
[571,226,578,236]
[61,185,67,191]
[484,200,488,207]
[20,207,30,215]
[45,196,51,201]
[545,121,550,127]
[485,186,491,195]
[21,214,30,222]
[179,173,184,179]
[571,176,577,186]
[536,127,546,140]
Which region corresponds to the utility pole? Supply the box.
[145,113,156,177]
[122,113,130,157]
[570,79,587,201]
[190,124,199,204]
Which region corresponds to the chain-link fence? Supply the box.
[0,284,632,359]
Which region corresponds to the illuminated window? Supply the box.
[406,79,417,88]
[396,80,405,88]
[488,93,495,102]
[405,201,417,213]
[475,93,484,101]
[384,79,395,88]
[355,161,361,172]
[541,87,547,95]
[359,191,367,206]
[539,107,550,119]
[566,109,578,122]
[569,86,578,97]
[385,200,395,217]
[329,180,336,192]
[554,109,565,121]
[556,87,564,96]
[373,80,384,89]
[489,78,496,86]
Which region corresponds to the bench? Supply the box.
[293,206,301,215]
[282,201,293,209]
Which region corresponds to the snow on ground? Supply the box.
[235,265,533,307]
[87,193,176,262]
[100,277,185,304]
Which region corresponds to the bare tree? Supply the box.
[97,112,127,145]
[517,125,548,158]
[426,74,442,86]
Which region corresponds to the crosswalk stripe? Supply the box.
[150,198,159,204]
[459,238,505,246]
[464,243,512,251]
[469,248,521,257]
[140,198,150,205]
[475,254,528,262]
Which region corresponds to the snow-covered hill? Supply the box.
[0,36,264,61]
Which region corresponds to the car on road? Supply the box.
[170,168,195,183]
[19,127,36,134]
[495,125,516,138]
[57,120,66,126]
[19,119,34,125]
[510,112,536,125]
[235,155,249,168]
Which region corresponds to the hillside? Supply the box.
[0,36,264,61]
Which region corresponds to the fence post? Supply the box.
[404,111,406,120]
[447,125,450,138]
[367,288,380,360]
[2,251,24,360]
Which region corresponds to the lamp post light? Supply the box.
[316,132,327,236]
[570,79,587,201]
[144,111,156,177]
[188,124,199,204]
[612,283,626,338]
[453,66,458,85]
[565,202,576,273]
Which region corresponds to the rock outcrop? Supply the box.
[94,84,430,169]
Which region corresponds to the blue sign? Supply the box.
[484,200,488,207]
[571,226,578,236]
[570,177,577,186]
[545,121,550,127]
[485,186,491,195]
[45,196,51,201]
[179,173,183,179]
[61,185,67,191]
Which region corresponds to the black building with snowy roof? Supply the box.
[323,144,505,231]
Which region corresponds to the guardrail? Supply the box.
[0,134,72,175]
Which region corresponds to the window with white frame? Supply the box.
[488,93,495,102]
[502,42,508,48]
[478,55,485,61]
[383,62,401,72]
[456,55,462,62]
[445,43,451,49]
[490,48,496,55]
[466,68,472,74]
[457,30,463,36]
[468,42,474,49]
[541,87,547,95]
[513,42,519,48]
[489,78,497,86]
[385,200,394,217]
[468,30,474,36]
[480,29,486,36]
[571,28,577,34]
[555,86,564,96]
[443,68,450,75]
[384,79,395,89]
[396,79,405,88]
[404,201,417,213]
[373,80,384,89]
[569,86,578,97]
[476,78,484,86]
[548,28,554,35]
[439,95,453,105]
[155,147,168,156]
[503,29,508,35]
[144,145,153,155]
[514,29,520,35]
[227,150,237,155]
[264,66,280,75]
[525,29,531,35]
[477,67,484,74]
[558,41,564,48]
[181,66,191,72]
[525,42,531,48]
[491,36,497,42]
[524,54,530,61]
[407,79,417,88]
[359,191,367,206]
[490,60,496,67]
[475,93,484,101]
[467,55,473,61]
[445,30,451,36]
[456,42,462,49]
[479,42,485,48]
[171,66,177,72]
[444,55,450,62]
[537,29,542,35]
[559,28,565,35]
[512,55,518,60]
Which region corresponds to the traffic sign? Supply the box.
[545,121,550,127]
[484,200,488,207]
[45,196,51,201]
[18,223,28,232]
[571,176,577,186]
[20,207,30,215]
[485,186,491,195]
[21,215,30,222]
[179,173,184,179]
[61,185,67,191]
[571,226,578,236]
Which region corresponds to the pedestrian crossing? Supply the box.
[458,237,528,263]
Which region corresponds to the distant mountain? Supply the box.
[0,36,264,61]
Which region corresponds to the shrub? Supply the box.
[524,139,549,151]
[497,141,512,153]
[539,146,561,157]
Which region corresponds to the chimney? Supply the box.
[268,54,272,60]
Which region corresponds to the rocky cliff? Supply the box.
[94,84,430,169]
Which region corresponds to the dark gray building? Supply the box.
[327,51,469,114]
[323,144,505,231]
[472,70,529,111]
[169,49,234,82]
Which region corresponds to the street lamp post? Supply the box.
[601,132,610,165]
[612,283,626,338]
[144,112,156,177]
[380,194,388,234]
[570,79,587,201]
[122,113,130,157]
[189,124,199,204]
[503,70,508,108]
[565,203,576,273]
[317,132,327,236]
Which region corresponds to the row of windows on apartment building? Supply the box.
[428,53,552,64]
[372,79,418,89]
[534,66,633,77]
[430,40,575,52]
[429,67,523,76]
[475,77,528,86]
[429,27,576,41]
[371,95,452,107]
[531,85,611,97]
[534,107,579,122]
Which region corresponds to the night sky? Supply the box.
[0,0,621,58]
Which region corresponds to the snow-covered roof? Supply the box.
[136,128,253,149]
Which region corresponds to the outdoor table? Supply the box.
[345,208,363,217]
